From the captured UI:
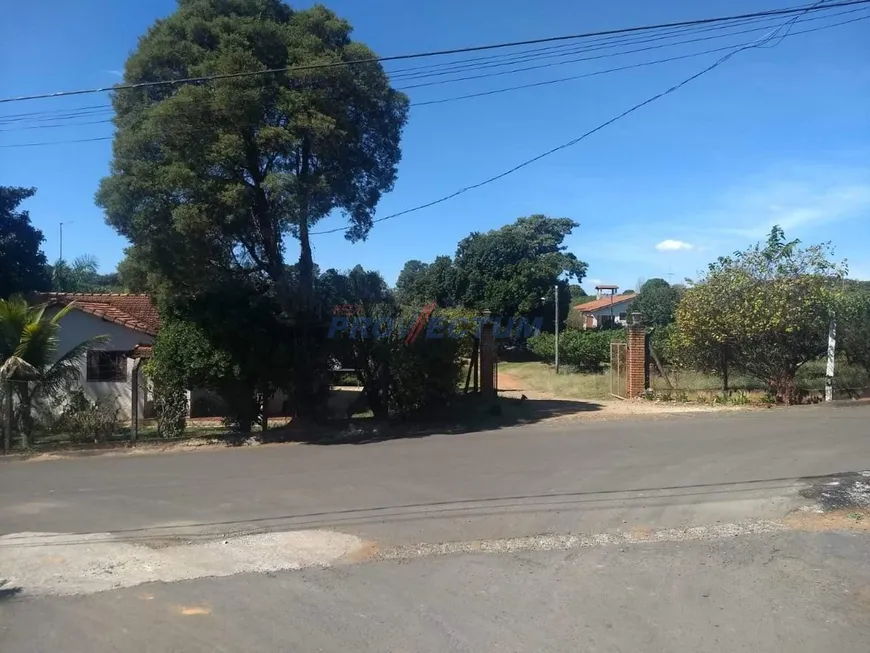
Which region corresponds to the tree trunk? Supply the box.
[19,383,31,449]
[720,346,729,395]
[297,138,314,301]
[260,385,269,434]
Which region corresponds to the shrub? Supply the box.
[58,389,121,443]
[527,329,625,372]
[329,307,469,419]
[153,384,187,438]
[389,335,464,418]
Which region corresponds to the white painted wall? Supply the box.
[47,308,154,420]
[584,300,634,329]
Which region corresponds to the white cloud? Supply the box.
[655,239,694,251]
[711,164,870,239]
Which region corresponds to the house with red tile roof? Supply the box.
[574,293,636,329]
[38,293,160,420]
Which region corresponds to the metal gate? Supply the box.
[610,341,627,399]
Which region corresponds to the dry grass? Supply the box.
[499,362,612,399]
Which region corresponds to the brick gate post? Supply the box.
[626,312,649,398]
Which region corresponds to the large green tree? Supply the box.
[631,278,680,327]
[394,256,456,308]
[50,255,122,293]
[452,215,587,330]
[672,226,845,403]
[394,216,586,330]
[0,187,50,298]
[96,0,409,307]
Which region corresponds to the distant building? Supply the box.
[574,285,635,329]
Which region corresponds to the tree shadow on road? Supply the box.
[262,396,602,446]
[0,581,22,601]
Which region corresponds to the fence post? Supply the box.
[626,312,649,398]
[3,381,11,455]
[131,359,141,442]
[479,311,496,398]
[825,317,836,402]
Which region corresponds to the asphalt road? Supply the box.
[2,404,870,651]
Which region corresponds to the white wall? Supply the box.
[48,308,154,420]
[586,300,634,328]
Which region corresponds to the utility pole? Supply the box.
[825,316,836,402]
[59,221,72,260]
[554,283,560,374]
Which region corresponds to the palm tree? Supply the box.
[0,296,107,445]
[50,255,100,292]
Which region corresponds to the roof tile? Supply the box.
[38,293,160,336]
[574,294,636,313]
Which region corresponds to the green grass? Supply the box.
[502,358,869,403]
[499,361,612,399]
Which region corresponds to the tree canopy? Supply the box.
[0,186,50,298]
[394,215,587,330]
[631,278,680,326]
[394,256,456,308]
[96,0,409,307]
[672,226,845,402]
[50,255,123,293]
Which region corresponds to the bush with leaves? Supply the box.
[671,226,845,403]
[153,384,188,438]
[527,329,625,371]
[388,328,465,418]
[58,389,121,443]
[839,281,870,376]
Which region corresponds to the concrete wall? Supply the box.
[47,308,154,420]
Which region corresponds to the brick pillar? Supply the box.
[626,312,648,398]
[479,311,496,398]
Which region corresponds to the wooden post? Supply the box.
[480,311,496,398]
[472,338,479,394]
[19,383,28,450]
[554,283,560,374]
[4,381,11,455]
[261,385,269,433]
[131,359,141,442]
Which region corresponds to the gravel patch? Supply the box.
[0,530,363,597]
[799,471,870,510]
[374,519,788,561]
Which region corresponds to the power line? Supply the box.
[309,8,823,236]
[0,14,792,124]
[1,0,866,104]
[1,10,862,147]
[386,12,797,82]
[1,7,864,139]
[411,12,869,107]
[395,8,867,91]
[0,136,112,148]
[383,13,785,80]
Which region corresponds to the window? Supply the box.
[87,351,128,382]
[619,312,627,321]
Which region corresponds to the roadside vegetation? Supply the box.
[2,1,869,451]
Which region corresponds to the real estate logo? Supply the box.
[328,303,543,342]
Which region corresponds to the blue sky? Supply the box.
[1,0,868,292]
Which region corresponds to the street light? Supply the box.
[59,221,73,260]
